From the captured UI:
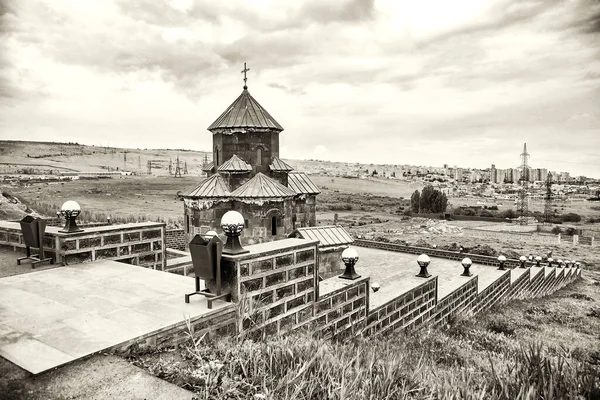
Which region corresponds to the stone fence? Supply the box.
[0,220,166,269]
[353,239,523,268]
[179,237,582,344]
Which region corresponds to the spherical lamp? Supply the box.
[220,211,248,255]
[416,254,431,278]
[58,200,83,233]
[340,247,360,280]
[535,256,542,267]
[519,255,527,268]
[204,230,218,239]
[461,257,473,277]
[371,282,380,292]
[497,255,507,270]
[557,259,563,268]
[547,257,554,267]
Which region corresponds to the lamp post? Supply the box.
[535,256,542,267]
[461,257,473,276]
[220,211,248,255]
[519,255,527,268]
[340,247,360,280]
[497,255,507,271]
[58,200,84,233]
[416,254,431,278]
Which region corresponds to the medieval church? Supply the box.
[181,69,320,244]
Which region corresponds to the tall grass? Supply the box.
[126,327,599,400]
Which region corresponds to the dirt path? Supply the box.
[0,354,196,400]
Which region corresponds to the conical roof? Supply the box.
[217,154,252,172]
[208,89,283,131]
[231,172,296,199]
[183,173,230,198]
[269,157,294,172]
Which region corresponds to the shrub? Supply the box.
[551,226,563,234]
[562,213,581,222]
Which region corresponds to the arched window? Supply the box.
[256,148,262,166]
[271,216,277,236]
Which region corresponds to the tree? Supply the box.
[414,185,448,213]
[410,190,420,213]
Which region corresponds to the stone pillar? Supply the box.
[573,235,579,245]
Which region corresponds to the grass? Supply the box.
[124,277,600,399]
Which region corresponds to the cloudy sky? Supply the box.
[1,0,599,177]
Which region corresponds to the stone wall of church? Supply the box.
[184,199,295,245]
[213,130,280,174]
[293,195,317,228]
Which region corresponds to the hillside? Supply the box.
[0,140,211,176]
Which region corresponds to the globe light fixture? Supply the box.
[58,200,83,233]
[557,259,563,268]
[497,255,507,270]
[371,282,380,292]
[461,257,473,277]
[416,254,431,278]
[547,257,554,267]
[535,256,542,267]
[220,211,248,255]
[519,255,527,268]
[204,230,218,239]
[575,262,581,269]
[340,247,361,280]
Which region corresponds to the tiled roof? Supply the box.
[290,226,353,248]
[208,89,283,131]
[269,157,294,172]
[217,154,252,172]
[230,172,296,198]
[183,173,230,198]
[201,161,214,172]
[288,172,320,195]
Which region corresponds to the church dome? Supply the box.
[208,88,283,132]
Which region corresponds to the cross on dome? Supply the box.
[241,62,250,89]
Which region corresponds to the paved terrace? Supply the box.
[0,257,233,375]
[327,247,511,309]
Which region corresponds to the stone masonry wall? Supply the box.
[431,277,478,327]
[234,241,318,336]
[165,229,186,251]
[364,278,438,336]
[312,278,369,340]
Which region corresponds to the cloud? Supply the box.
[1,0,600,177]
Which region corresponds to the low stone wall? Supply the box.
[0,220,166,269]
[431,278,478,327]
[312,278,368,340]
[354,239,522,268]
[221,239,318,336]
[205,238,583,341]
[472,272,511,315]
[165,229,187,251]
[364,278,438,336]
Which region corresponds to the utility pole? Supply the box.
[174,155,182,178]
[544,172,553,224]
[517,143,530,225]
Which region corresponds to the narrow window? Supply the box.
[271,216,277,236]
[215,148,219,166]
[256,148,262,166]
